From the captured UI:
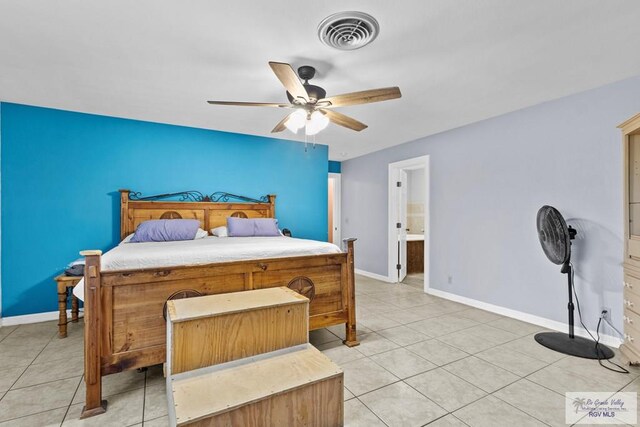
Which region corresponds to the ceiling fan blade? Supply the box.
[319,87,401,108]
[207,101,293,108]
[271,113,294,133]
[268,62,309,103]
[321,109,368,132]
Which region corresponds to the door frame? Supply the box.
[387,155,430,291]
[328,173,341,245]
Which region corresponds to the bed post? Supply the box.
[267,194,276,218]
[80,250,108,419]
[119,189,130,241]
[343,238,359,347]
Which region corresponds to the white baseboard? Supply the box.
[425,287,622,348]
[0,309,82,327]
[355,269,395,283]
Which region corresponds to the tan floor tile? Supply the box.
[344,387,355,401]
[12,356,84,389]
[309,328,340,346]
[0,342,45,359]
[0,377,80,422]
[145,365,165,388]
[344,398,385,427]
[0,327,17,342]
[376,325,430,346]
[437,329,497,354]
[475,345,548,376]
[0,355,32,371]
[384,306,437,324]
[526,364,617,395]
[425,414,469,426]
[8,322,57,339]
[406,339,469,366]
[358,313,402,331]
[443,356,519,393]
[501,335,568,363]
[355,332,400,356]
[341,357,398,396]
[454,395,547,427]
[143,383,167,421]
[359,381,447,427]
[0,407,67,427]
[455,308,503,323]
[0,367,27,393]
[72,370,146,404]
[357,297,398,313]
[551,355,637,391]
[325,324,372,340]
[370,348,436,379]
[494,379,573,427]
[383,294,439,309]
[316,340,366,365]
[34,335,83,364]
[488,317,547,336]
[143,416,168,427]
[407,315,478,337]
[406,368,486,412]
[64,388,144,426]
[459,324,520,345]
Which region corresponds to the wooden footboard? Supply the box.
[80,239,357,418]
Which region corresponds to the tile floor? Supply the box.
[0,274,638,426]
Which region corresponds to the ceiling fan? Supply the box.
[207,62,401,136]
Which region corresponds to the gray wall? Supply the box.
[342,76,640,333]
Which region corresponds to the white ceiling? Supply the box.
[1,1,640,160]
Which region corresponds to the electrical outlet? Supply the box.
[601,307,611,319]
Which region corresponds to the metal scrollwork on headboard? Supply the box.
[128,191,269,203]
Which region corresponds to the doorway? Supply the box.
[328,173,341,244]
[388,156,429,290]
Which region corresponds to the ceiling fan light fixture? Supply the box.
[284,109,306,133]
[305,111,330,136]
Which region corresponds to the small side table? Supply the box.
[54,274,81,338]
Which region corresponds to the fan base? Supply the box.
[534,332,614,359]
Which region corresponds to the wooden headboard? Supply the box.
[119,189,276,240]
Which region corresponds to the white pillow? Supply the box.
[195,228,208,239]
[121,233,135,244]
[211,226,228,237]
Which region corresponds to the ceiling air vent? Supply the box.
[318,11,379,51]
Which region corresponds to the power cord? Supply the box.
[570,263,629,374]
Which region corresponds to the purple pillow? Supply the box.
[253,218,281,236]
[227,217,280,237]
[130,219,200,243]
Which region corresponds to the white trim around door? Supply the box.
[388,155,430,291]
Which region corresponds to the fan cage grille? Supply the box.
[318,12,379,51]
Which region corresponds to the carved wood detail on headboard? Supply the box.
[118,189,276,240]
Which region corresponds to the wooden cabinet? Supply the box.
[407,240,424,274]
[620,113,640,364]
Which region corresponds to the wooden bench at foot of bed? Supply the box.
[79,239,358,419]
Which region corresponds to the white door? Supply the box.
[328,174,341,245]
[397,170,408,282]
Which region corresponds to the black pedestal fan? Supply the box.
[534,206,614,359]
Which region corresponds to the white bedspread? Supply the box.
[72,236,341,301]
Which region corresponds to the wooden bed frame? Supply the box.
[80,189,358,418]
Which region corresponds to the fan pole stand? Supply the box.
[534,262,614,360]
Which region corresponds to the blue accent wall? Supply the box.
[0,103,329,317]
[328,160,341,174]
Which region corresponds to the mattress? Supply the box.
[72,236,341,301]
